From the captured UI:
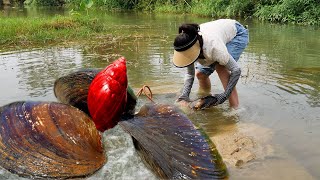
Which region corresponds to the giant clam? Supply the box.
[87,57,128,132]
[1,57,228,179]
[53,68,136,122]
[0,101,105,179]
[54,68,100,115]
[53,57,228,179]
[55,57,129,132]
[119,104,228,179]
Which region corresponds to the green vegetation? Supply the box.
[0,0,318,48]
[254,0,320,25]
[5,0,319,25]
[66,0,319,25]
[66,0,136,10]
[0,15,110,46]
[24,0,65,6]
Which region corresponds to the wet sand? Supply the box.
[210,122,315,180]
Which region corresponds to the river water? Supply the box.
[0,8,320,180]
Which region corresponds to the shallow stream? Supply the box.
[1,8,320,180]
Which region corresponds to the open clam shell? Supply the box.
[87,57,128,132]
[119,104,228,179]
[54,67,136,120]
[54,68,100,115]
[0,101,105,179]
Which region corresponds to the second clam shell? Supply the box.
[0,101,105,179]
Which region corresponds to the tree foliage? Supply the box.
[4,0,319,25]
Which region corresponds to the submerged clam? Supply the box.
[0,101,105,179]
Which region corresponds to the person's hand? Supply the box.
[190,95,218,110]
[215,93,227,104]
[175,99,191,108]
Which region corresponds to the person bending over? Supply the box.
[172,19,249,109]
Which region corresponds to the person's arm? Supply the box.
[177,63,195,102]
[215,55,241,104]
[193,56,240,109]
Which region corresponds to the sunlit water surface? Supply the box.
[0,9,320,180]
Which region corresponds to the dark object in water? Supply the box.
[0,101,105,179]
[119,104,228,179]
[122,85,137,119]
[54,68,100,115]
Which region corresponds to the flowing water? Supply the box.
[0,8,320,180]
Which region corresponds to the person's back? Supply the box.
[200,19,237,44]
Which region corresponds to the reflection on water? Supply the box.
[0,47,84,104]
[1,6,68,17]
[245,21,320,107]
[0,11,320,179]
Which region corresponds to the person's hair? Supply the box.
[178,23,199,34]
[174,23,203,51]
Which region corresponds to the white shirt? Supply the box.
[178,19,242,102]
[198,19,237,66]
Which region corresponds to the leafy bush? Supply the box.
[26,0,65,6]
[255,0,320,25]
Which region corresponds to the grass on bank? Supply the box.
[0,15,109,47]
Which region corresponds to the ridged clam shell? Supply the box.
[54,69,100,115]
[87,57,128,132]
[119,104,228,179]
[0,101,105,179]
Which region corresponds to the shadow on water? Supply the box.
[0,8,320,180]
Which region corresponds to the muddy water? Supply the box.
[0,10,320,180]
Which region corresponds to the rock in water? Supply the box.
[0,101,105,179]
[119,104,228,179]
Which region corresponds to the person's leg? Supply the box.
[220,22,248,108]
[195,62,215,95]
[196,70,211,94]
[216,64,239,108]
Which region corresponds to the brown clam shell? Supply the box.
[0,101,105,179]
[54,69,100,115]
[119,104,228,179]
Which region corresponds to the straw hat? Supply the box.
[173,34,200,68]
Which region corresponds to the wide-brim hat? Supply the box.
[173,40,200,68]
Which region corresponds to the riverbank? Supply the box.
[0,15,113,48]
[1,4,319,49]
[64,0,320,25]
